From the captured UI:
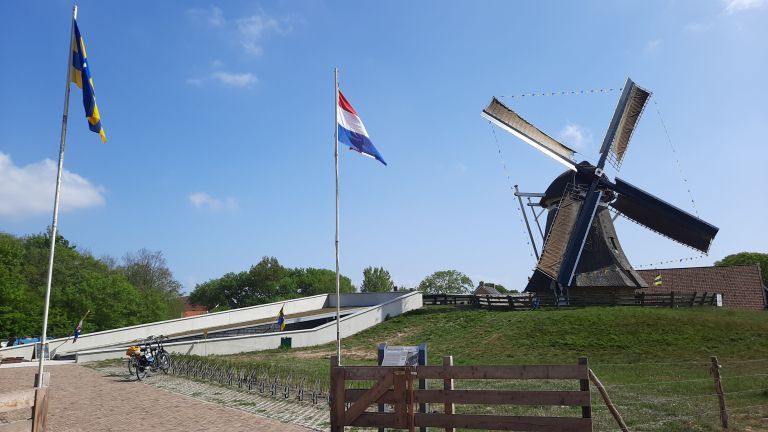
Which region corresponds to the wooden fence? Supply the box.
[423,291,719,310]
[330,356,592,431]
[0,387,49,432]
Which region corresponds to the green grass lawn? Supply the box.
[202,306,768,431]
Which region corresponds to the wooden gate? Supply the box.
[330,356,592,431]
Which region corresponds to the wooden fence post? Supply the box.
[670,291,675,308]
[578,357,591,420]
[443,356,455,432]
[330,356,344,432]
[710,356,729,430]
[31,388,49,432]
[589,369,629,432]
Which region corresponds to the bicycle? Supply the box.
[133,335,171,380]
[153,335,171,373]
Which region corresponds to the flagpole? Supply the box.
[36,4,76,388]
[334,68,342,365]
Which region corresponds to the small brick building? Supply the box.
[636,265,767,310]
[180,296,208,317]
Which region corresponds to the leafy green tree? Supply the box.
[189,258,357,310]
[120,248,184,319]
[0,231,183,338]
[361,266,394,292]
[715,252,768,286]
[418,270,473,294]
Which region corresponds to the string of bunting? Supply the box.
[487,122,536,261]
[500,87,622,99]
[652,98,700,217]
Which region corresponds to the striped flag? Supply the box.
[71,18,106,143]
[337,91,386,165]
[653,274,663,286]
[276,305,286,331]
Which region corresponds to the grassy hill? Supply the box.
[216,306,768,431]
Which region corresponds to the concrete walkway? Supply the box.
[0,364,312,432]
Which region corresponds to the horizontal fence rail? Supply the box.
[330,356,592,431]
[423,291,719,310]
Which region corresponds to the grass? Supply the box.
[203,306,768,431]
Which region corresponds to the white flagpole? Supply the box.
[334,68,342,365]
[37,4,76,387]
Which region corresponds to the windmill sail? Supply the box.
[536,189,583,279]
[482,98,577,171]
[608,178,719,253]
[599,78,651,168]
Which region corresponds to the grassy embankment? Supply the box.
[203,306,768,431]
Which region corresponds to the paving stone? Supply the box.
[0,364,317,432]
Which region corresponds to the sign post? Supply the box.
[377,343,428,432]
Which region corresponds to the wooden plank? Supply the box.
[344,367,396,380]
[393,370,407,429]
[443,356,454,432]
[578,358,591,420]
[348,412,402,429]
[416,364,588,380]
[413,413,593,432]
[0,419,33,432]
[31,388,48,432]
[0,389,36,413]
[343,372,394,425]
[330,356,345,432]
[412,390,590,406]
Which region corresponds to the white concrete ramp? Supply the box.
[0,292,422,362]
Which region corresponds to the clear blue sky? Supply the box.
[1,1,766,292]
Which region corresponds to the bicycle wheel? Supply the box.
[127,356,136,375]
[157,351,171,373]
[135,360,148,381]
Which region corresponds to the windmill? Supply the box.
[481,78,719,300]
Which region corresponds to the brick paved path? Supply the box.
[0,365,313,432]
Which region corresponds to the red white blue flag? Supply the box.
[337,91,386,165]
[73,318,84,343]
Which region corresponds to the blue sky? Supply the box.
[1,0,766,292]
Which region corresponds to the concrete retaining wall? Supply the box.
[74,291,422,363]
[1,294,335,360]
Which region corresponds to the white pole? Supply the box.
[334,68,342,365]
[37,4,76,388]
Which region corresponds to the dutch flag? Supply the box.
[337,91,386,165]
[73,318,84,343]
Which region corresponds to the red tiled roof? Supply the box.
[637,265,766,310]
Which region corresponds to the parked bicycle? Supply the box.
[126,335,171,380]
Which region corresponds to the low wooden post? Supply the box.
[700,292,708,306]
[578,357,592,420]
[330,356,345,432]
[640,292,645,307]
[689,291,698,307]
[710,356,729,430]
[443,356,455,432]
[589,369,629,432]
[507,295,515,311]
[31,388,49,432]
[486,295,492,311]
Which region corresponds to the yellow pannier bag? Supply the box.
[126,346,141,356]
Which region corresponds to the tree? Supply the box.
[361,267,395,292]
[120,248,184,318]
[188,257,357,310]
[715,252,768,286]
[418,270,473,294]
[0,231,176,337]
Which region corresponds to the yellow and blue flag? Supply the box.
[70,19,106,143]
[653,274,663,286]
[276,305,286,331]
